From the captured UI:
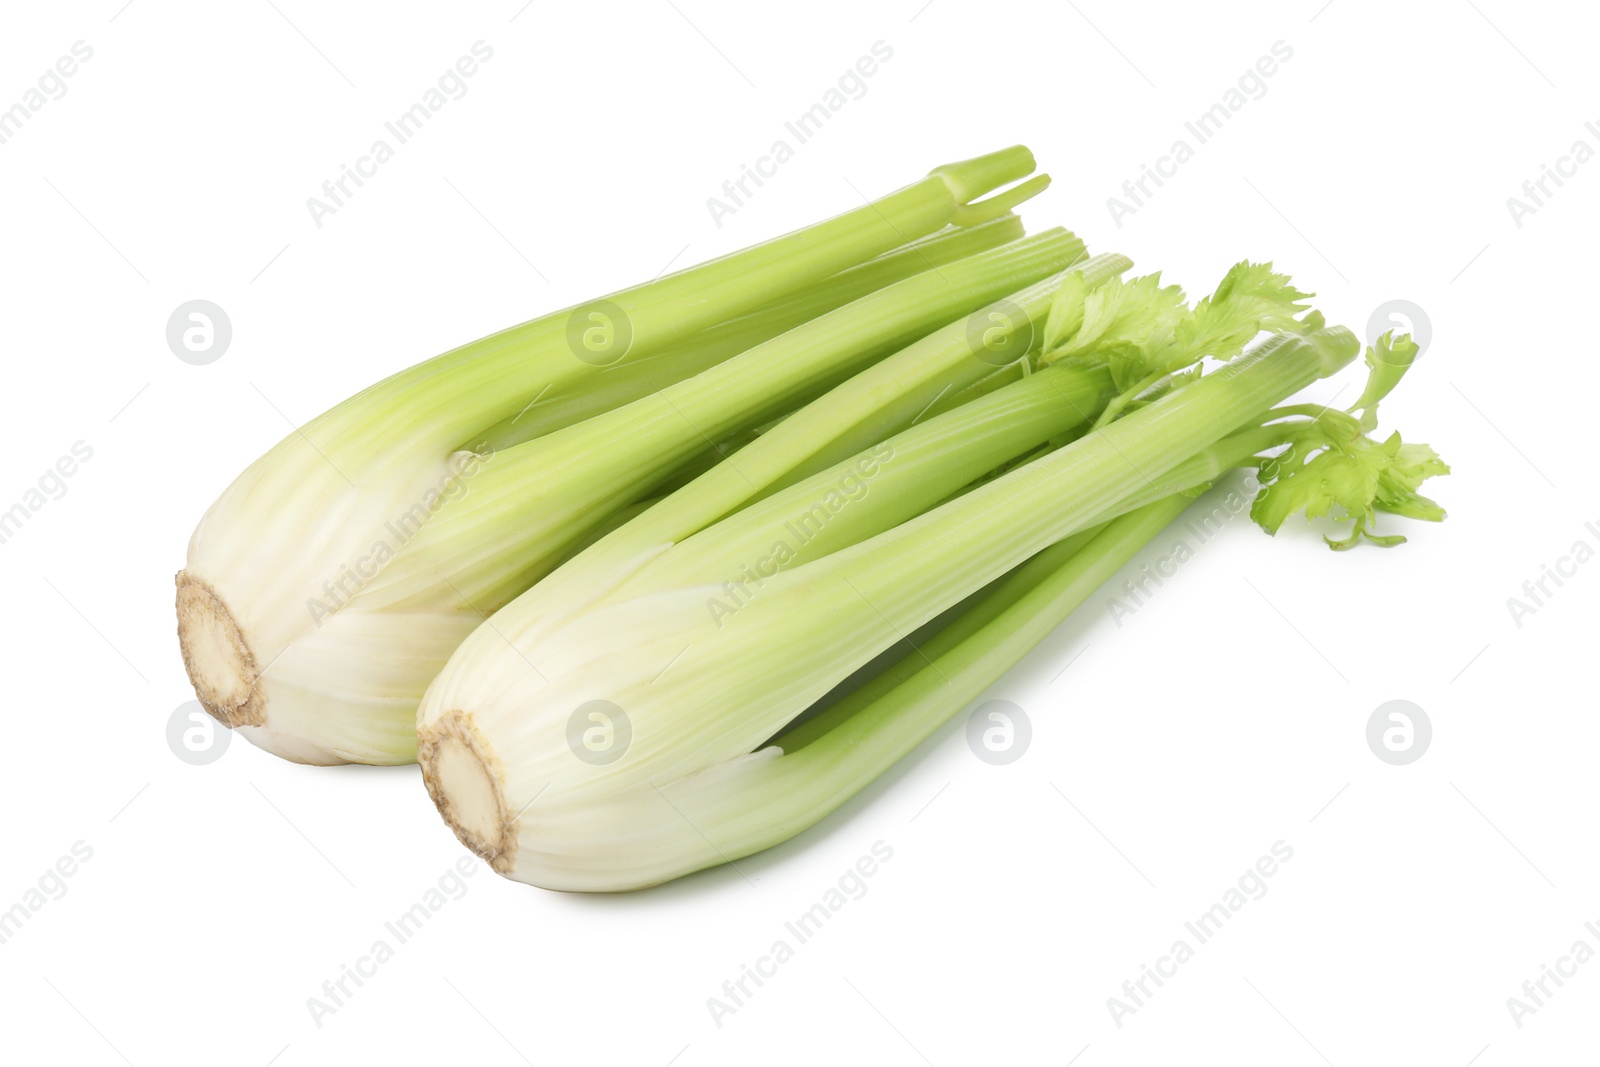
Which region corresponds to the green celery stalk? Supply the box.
[358,229,1093,615]
[471,214,1031,452]
[685,496,1194,855]
[416,328,1359,889]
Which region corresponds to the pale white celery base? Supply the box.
[175,572,262,727]
[180,451,474,764]
[419,710,515,869]
[183,199,1069,765]
[418,331,1358,889]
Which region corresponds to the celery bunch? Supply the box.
[175,145,1448,894]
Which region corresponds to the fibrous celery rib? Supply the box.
[176,146,1060,766]
[416,327,1367,890]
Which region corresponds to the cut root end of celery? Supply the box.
[175,571,265,729]
[419,710,516,874]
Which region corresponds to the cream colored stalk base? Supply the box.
[175,572,264,728]
[175,571,360,766]
[418,711,517,874]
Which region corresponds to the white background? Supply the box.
[0,1,1594,1064]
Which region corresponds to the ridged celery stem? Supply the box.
[522,498,1189,890]
[182,219,1078,767]
[342,230,1089,616]
[600,361,1117,600]
[470,214,1030,452]
[417,328,1357,888]
[411,254,1130,698]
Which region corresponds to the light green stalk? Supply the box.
[458,253,1131,658]
[602,360,1116,603]
[351,229,1090,616]
[179,162,1069,766]
[627,496,1192,872]
[471,214,1029,452]
[417,328,1359,889]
